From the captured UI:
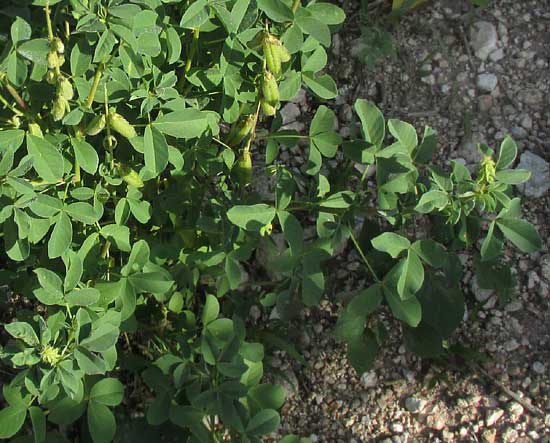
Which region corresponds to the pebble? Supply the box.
[532,361,545,375]
[361,371,378,388]
[517,151,550,198]
[507,402,524,420]
[540,255,550,281]
[486,408,504,427]
[477,73,498,92]
[482,429,496,443]
[470,21,498,60]
[390,423,404,434]
[504,339,520,352]
[405,397,427,413]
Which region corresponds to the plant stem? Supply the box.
[44,4,61,77]
[0,91,23,117]
[178,28,200,91]
[292,0,301,12]
[86,64,104,109]
[348,225,381,282]
[4,82,28,111]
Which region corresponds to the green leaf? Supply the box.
[18,39,50,65]
[414,126,437,164]
[87,402,116,443]
[309,105,341,157]
[5,321,39,346]
[307,3,346,25]
[202,294,220,325]
[495,169,531,185]
[74,347,106,375]
[347,332,378,375]
[415,190,448,213]
[93,29,117,63]
[302,72,338,99]
[496,218,542,253]
[388,119,418,152]
[354,99,385,148]
[128,272,173,295]
[411,240,447,268]
[152,110,210,139]
[371,232,410,258]
[227,204,276,232]
[48,212,73,259]
[278,211,303,257]
[81,323,119,353]
[0,129,25,152]
[248,384,285,411]
[180,0,209,28]
[29,406,46,443]
[206,318,234,342]
[397,250,424,300]
[72,139,99,175]
[66,202,100,225]
[246,409,280,436]
[384,287,422,327]
[90,378,124,406]
[0,405,27,439]
[496,136,517,170]
[65,288,100,306]
[334,284,383,342]
[100,224,131,252]
[143,125,169,177]
[225,254,242,290]
[257,0,293,22]
[11,17,31,46]
[27,134,64,182]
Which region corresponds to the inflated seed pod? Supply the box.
[52,95,68,121]
[260,100,277,117]
[275,43,291,63]
[118,164,144,188]
[45,70,56,84]
[109,112,137,139]
[86,114,106,136]
[47,51,59,70]
[58,77,74,101]
[52,37,65,54]
[263,37,281,77]
[261,71,279,105]
[233,150,252,186]
[227,114,255,146]
[27,123,43,138]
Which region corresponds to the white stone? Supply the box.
[477,73,498,92]
[532,361,545,374]
[470,21,498,60]
[485,408,504,427]
[517,151,550,198]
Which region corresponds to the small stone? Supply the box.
[510,126,527,139]
[482,429,496,443]
[390,423,404,434]
[471,276,494,302]
[489,48,505,62]
[540,255,550,281]
[421,74,436,86]
[478,95,493,112]
[361,370,378,388]
[504,339,520,352]
[477,73,498,92]
[249,305,261,321]
[517,89,543,106]
[470,21,498,60]
[502,428,518,443]
[405,397,427,413]
[507,402,524,420]
[486,408,504,427]
[517,151,550,198]
[520,114,533,130]
[532,361,545,375]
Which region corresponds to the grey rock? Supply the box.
[489,48,505,62]
[517,151,550,198]
[486,408,504,427]
[360,370,378,388]
[541,255,550,281]
[470,21,498,60]
[405,397,427,413]
[532,361,546,375]
[518,88,544,106]
[510,126,527,139]
[471,276,494,302]
[477,73,498,92]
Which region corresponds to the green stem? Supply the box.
[291,0,301,12]
[348,225,381,282]
[86,64,104,109]
[0,91,23,117]
[178,28,200,91]
[44,4,61,77]
[5,82,28,111]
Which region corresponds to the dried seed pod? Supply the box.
[118,164,144,188]
[260,100,277,117]
[233,150,253,186]
[86,114,106,136]
[27,123,43,138]
[109,112,137,139]
[261,71,279,105]
[227,114,255,146]
[58,77,74,101]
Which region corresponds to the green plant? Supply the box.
[0,1,538,443]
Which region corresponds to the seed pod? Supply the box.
[52,95,68,121]
[261,71,279,105]
[260,100,277,117]
[45,70,56,84]
[233,150,252,186]
[275,43,291,63]
[118,164,144,188]
[86,114,106,136]
[58,77,74,101]
[227,114,255,146]
[27,123,43,138]
[109,112,137,139]
[47,51,59,69]
[263,37,281,77]
[52,37,65,54]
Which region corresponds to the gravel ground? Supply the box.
[262,0,550,442]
